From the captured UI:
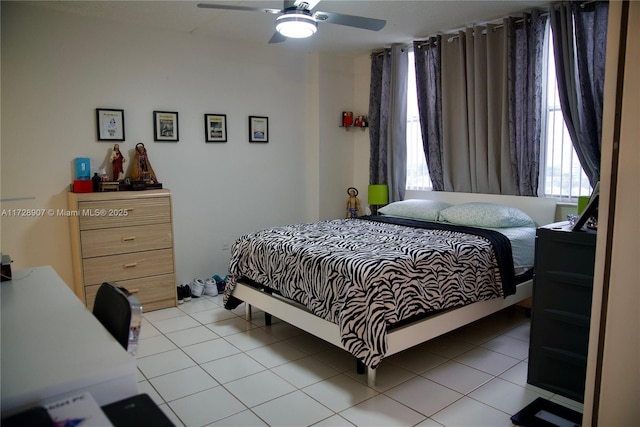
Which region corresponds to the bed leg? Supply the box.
[265,312,272,326]
[245,303,252,321]
[356,360,365,375]
[367,367,376,387]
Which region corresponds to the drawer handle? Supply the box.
[123,262,138,269]
[122,236,136,242]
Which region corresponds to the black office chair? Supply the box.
[92,282,142,356]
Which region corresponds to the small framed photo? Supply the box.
[96,108,125,141]
[248,116,269,143]
[153,111,179,142]
[204,114,227,143]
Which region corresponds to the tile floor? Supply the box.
[136,293,583,427]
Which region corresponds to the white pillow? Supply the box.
[378,199,451,221]
[439,202,535,228]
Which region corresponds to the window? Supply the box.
[541,28,592,200]
[406,50,432,191]
[405,28,592,199]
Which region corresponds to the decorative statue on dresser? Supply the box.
[346,187,361,218]
[131,142,157,183]
[110,143,126,182]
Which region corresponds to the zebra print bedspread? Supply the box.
[224,217,515,368]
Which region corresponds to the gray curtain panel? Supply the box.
[368,45,408,202]
[413,36,445,191]
[550,1,608,187]
[507,11,548,196]
[440,26,517,194]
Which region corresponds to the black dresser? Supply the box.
[527,222,597,403]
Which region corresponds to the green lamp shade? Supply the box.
[577,196,590,214]
[368,184,389,205]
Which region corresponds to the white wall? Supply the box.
[1,2,361,287]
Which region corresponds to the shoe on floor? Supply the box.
[204,278,218,297]
[181,284,192,302]
[190,278,205,298]
[177,285,184,304]
[213,275,227,292]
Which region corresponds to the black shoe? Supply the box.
[182,284,192,302]
[177,286,184,304]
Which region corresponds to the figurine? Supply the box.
[346,187,361,218]
[110,143,126,182]
[131,142,157,183]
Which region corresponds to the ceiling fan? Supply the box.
[197,0,386,43]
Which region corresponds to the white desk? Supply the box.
[1,266,138,418]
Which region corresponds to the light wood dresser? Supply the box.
[68,189,177,311]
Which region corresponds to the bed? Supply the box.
[223,191,557,386]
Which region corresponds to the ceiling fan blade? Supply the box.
[268,32,287,44]
[313,11,386,31]
[197,3,281,14]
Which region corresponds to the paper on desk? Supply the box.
[45,392,113,427]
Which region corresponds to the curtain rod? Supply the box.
[412,0,599,50]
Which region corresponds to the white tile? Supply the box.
[190,306,239,324]
[386,344,448,374]
[346,361,415,392]
[209,409,268,426]
[168,386,246,427]
[312,347,358,373]
[137,334,177,357]
[225,370,296,407]
[311,414,356,426]
[206,317,258,337]
[271,356,340,388]
[385,376,463,417]
[178,297,219,314]
[224,328,280,351]
[181,337,240,364]
[498,361,554,398]
[166,325,220,347]
[139,319,161,339]
[246,340,307,368]
[422,360,493,394]
[340,394,426,427]
[149,365,219,402]
[454,347,520,376]
[201,353,266,384]
[144,307,185,322]
[158,403,184,427]
[414,418,445,426]
[284,332,337,355]
[422,333,476,359]
[481,334,530,360]
[137,348,196,379]
[152,314,201,334]
[503,321,530,343]
[469,377,547,415]
[137,380,164,405]
[252,390,334,427]
[264,320,305,339]
[303,374,379,412]
[430,396,513,427]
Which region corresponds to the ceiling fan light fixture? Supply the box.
[275,11,317,38]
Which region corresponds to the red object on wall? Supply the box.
[342,111,353,127]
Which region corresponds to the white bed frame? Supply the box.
[232,191,557,386]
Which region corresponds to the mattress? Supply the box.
[224,216,525,368]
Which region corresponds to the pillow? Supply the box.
[438,202,535,228]
[378,199,451,221]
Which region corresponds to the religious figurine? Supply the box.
[110,143,126,182]
[346,187,361,218]
[131,142,157,183]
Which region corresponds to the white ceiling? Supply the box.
[24,0,553,55]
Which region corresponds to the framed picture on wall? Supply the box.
[204,114,227,143]
[96,108,125,141]
[153,111,179,142]
[248,116,268,143]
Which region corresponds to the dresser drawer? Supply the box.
[78,197,171,230]
[85,273,176,312]
[81,223,173,258]
[83,248,174,285]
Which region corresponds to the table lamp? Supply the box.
[368,184,388,215]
